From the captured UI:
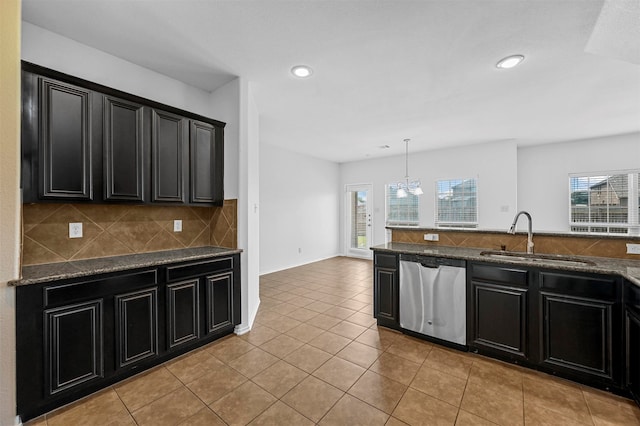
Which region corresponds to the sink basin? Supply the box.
[479,251,597,267]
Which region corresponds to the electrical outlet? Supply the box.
[173,220,182,232]
[424,233,440,242]
[69,222,83,238]
[627,244,640,255]
[298,247,302,254]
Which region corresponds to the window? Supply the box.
[436,178,478,228]
[386,183,419,226]
[570,171,640,235]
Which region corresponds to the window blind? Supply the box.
[436,178,478,228]
[386,183,419,226]
[570,171,640,235]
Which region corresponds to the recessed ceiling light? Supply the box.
[291,65,313,78]
[496,54,525,69]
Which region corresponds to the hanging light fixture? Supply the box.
[396,138,423,198]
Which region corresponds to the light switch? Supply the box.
[173,220,182,232]
[69,222,83,238]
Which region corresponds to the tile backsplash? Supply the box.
[391,228,640,260]
[22,200,237,266]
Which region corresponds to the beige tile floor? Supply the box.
[27,256,640,425]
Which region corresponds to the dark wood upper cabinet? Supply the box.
[103,96,145,201]
[188,120,224,205]
[39,78,93,200]
[21,62,225,206]
[151,109,188,203]
[190,120,220,204]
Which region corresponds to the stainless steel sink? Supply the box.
[479,251,597,267]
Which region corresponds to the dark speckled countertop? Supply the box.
[372,242,640,287]
[10,246,243,286]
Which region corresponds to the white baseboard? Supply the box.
[259,253,342,276]
[234,298,260,335]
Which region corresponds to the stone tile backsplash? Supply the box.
[22,200,237,266]
[391,228,640,260]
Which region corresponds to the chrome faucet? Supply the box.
[508,211,534,254]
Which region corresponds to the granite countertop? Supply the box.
[10,246,243,286]
[372,242,640,287]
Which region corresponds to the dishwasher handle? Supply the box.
[399,253,466,268]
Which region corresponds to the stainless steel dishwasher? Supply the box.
[399,254,466,346]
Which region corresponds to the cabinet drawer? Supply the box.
[540,271,619,301]
[166,257,233,282]
[44,270,158,308]
[471,264,528,286]
[374,253,397,269]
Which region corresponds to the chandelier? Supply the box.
[396,138,423,198]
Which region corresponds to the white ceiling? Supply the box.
[22,0,640,163]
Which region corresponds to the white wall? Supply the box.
[22,22,212,116]
[259,144,341,274]
[237,81,261,330]
[518,132,640,232]
[339,140,519,249]
[209,78,240,199]
[0,1,21,424]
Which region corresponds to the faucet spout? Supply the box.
[508,211,534,254]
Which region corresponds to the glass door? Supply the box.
[346,184,373,258]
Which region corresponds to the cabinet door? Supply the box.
[206,272,234,333]
[374,267,398,326]
[44,300,103,395]
[190,120,219,204]
[104,96,144,201]
[166,280,200,348]
[470,281,528,360]
[115,288,158,368]
[540,292,614,381]
[151,109,188,203]
[626,308,640,401]
[39,78,93,200]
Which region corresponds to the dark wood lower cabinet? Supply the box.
[626,308,640,402]
[167,280,200,348]
[16,253,240,422]
[538,271,622,388]
[540,293,615,380]
[44,300,103,395]
[470,281,528,360]
[373,253,399,329]
[468,264,623,389]
[625,280,640,404]
[115,288,158,368]
[206,272,234,334]
[467,263,530,361]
